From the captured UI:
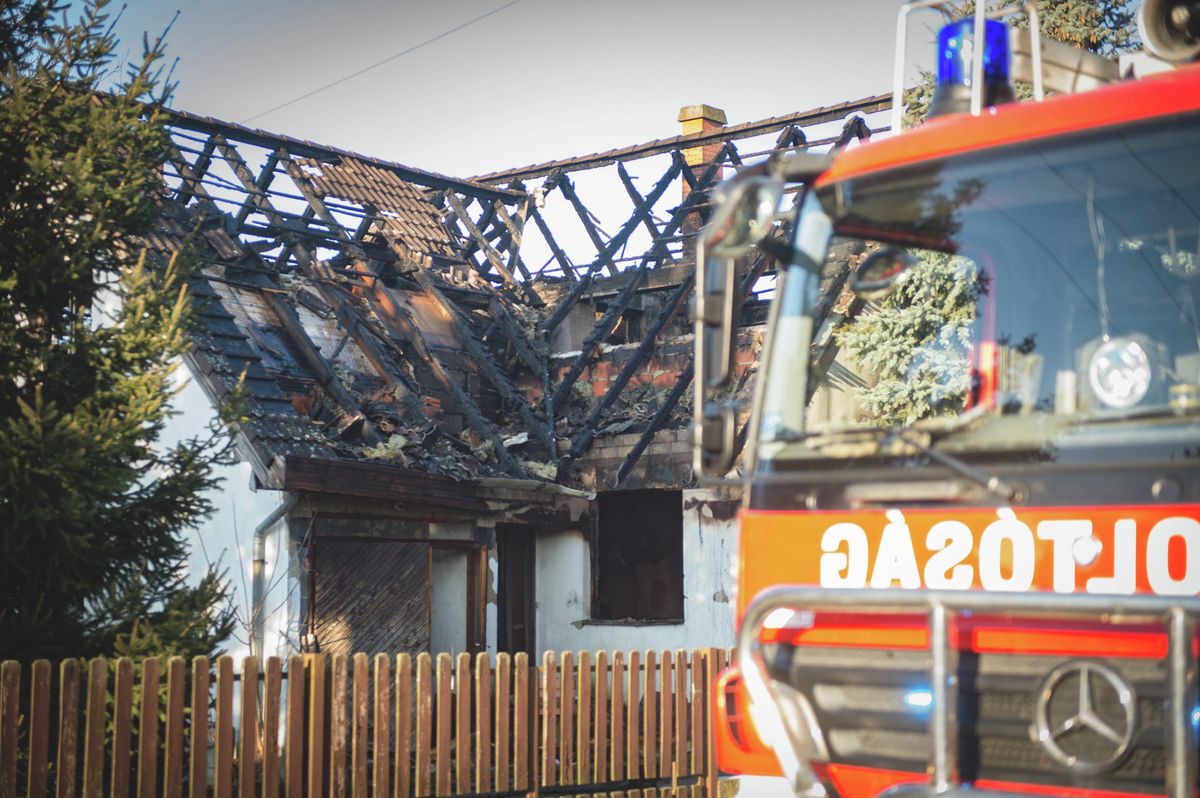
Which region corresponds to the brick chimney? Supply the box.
[679,104,727,197]
[679,104,727,258]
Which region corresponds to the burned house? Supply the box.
[153,95,890,659]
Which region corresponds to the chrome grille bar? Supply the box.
[737,587,1200,798]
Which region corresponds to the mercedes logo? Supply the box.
[1033,660,1137,775]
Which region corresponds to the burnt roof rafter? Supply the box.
[616,163,664,244]
[470,93,890,183]
[441,191,540,305]
[490,196,535,283]
[164,107,523,204]
[546,142,735,427]
[158,92,892,490]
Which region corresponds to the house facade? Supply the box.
[153,96,891,661]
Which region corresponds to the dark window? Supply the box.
[593,489,683,622]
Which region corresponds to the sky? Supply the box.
[108,0,914,178]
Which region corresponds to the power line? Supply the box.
[241,0,525,125]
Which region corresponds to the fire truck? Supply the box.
[692,1,1200,796]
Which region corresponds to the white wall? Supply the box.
[162,364,297,662]
[533,488,737,654]
[430,548,468,655]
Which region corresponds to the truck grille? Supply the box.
[766,644,1172,794]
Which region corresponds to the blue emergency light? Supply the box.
[929,17,1017,118]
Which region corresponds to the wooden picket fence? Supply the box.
[0,648,729,798]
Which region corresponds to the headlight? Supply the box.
[1089,337,1152,409]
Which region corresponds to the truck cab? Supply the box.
[696,3,1200,796]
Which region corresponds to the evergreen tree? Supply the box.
[836,252,983,427]
[0,0,235,662]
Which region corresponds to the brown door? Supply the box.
[496,525,535,655]
[311,538,431,655]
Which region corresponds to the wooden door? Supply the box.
[311,537,431,655]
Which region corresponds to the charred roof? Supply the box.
[150,95,889,497]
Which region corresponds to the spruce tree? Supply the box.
[836,252,984,427]
[0,0,235,662]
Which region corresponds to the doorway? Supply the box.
[496,524,535,655]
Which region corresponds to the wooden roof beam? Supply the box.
[545,145,730,419]
[164,106,524,204]
[357,262,531,479]
[470,93,891,183]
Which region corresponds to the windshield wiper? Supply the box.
[790,409,1017,503]
[890,428,1017,503]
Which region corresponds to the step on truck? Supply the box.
[693,2,1200,796]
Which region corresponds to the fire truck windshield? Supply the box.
[757,113,1200,466]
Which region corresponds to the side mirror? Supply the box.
[695,242,736,390]
[694,401,736,476]
[849,248,918,300]
[703,176,784,259]
[693,239,738,478]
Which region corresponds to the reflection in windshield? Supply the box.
[759,113,1200,460]
[836,250,983,426]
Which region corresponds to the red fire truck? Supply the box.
[693,2,1200,796]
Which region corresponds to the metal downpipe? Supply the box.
[251,493,299,659]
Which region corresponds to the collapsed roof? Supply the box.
[147,95,889,501]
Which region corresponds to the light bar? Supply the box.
[929,17,1017,118]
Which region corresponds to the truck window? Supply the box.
[758,113,1200,464]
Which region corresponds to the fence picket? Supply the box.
[474,654,491,795]
[625,650,639,787]
[689,651,702,779]
[576,651,591,786]
[164,658,186,798]
[352,654,369,798]
[109,659,133,798]
[512,653,528,793]
[240,657,260,798]
[674,650,687,788]
[328,654,348,798]
[81,658,106,798]
[27,660,51,798]
[307,654,327,798]
[0,661,19,797]
[214,656,234,798]
[188,657,209,798]
[263,657,282,798]
[527,654,539,798]
[494,654,510,794]
[539,652,556,788]
[703,650,723,798]
[434,654,451,797]
[558,651,574,786]
[372,654,390,798]
[609,651,624,783]
[56,659,81,798]
[284,655,304,798]
[414,653,432,797]
[660,650,673,786]
[643,650,657,781]
[396,653,415,798]
[592,651,608,785]
[454,654,469,795]
[137,658,161,798]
